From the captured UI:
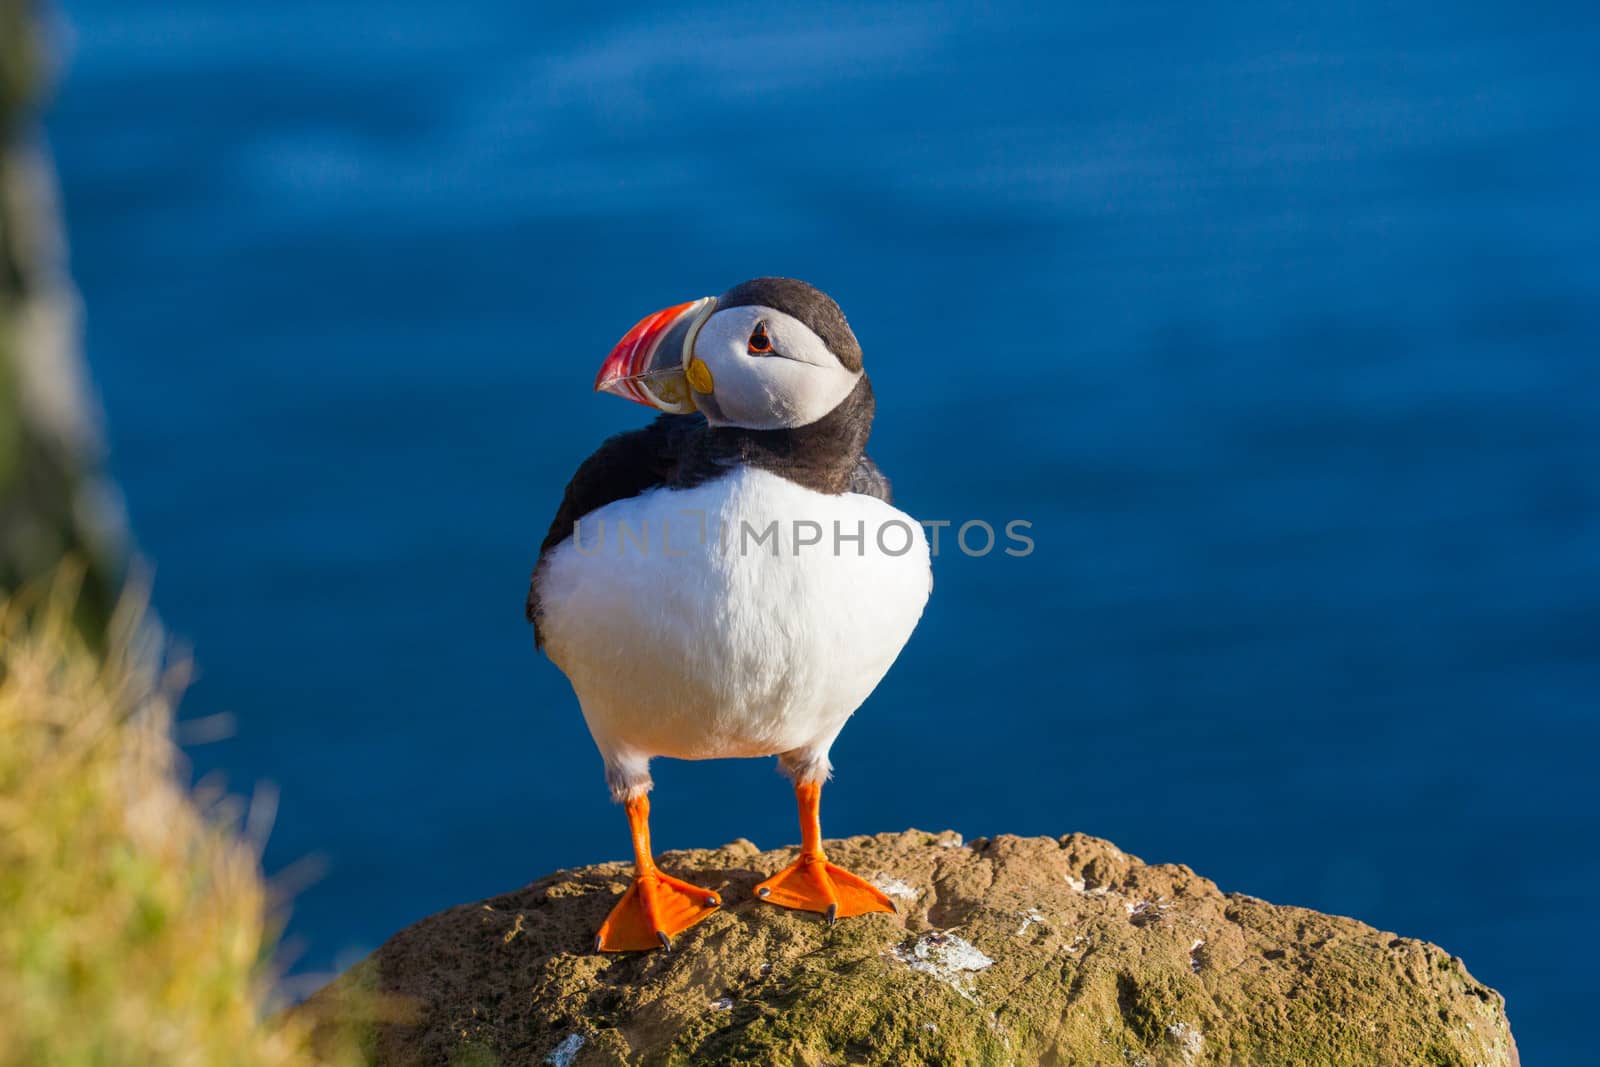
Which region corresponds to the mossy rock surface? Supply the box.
[304,830,1516,1066]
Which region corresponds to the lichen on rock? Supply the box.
[303,830,1517,1066]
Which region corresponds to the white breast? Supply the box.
[538,467,931,772]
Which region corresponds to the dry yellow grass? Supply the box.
[0,573,351,1067]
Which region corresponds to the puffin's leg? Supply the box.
[595,793,721,952]
[753,780,895,923]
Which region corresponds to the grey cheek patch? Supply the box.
[691,305,862,430]
[691,388,727,424]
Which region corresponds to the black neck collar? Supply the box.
[672,376,875,495]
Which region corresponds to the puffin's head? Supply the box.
[594,277,864,430]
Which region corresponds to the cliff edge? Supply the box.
[1,0,123,627]
[303,830,1516,1066]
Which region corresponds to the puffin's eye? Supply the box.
[747,323,773,355]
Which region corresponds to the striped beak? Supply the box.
[595,297,716,414]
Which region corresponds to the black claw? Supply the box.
[705,895,720,907]
[658,931,672,952]
[826,903,839,925]
[756,886,771,898]
[594,934,603,952]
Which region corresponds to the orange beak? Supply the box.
[594,297,715,414]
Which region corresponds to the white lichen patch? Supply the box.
[1125,899,1171,921]
[872,874,920,902]
[890,932,995,1002]
[1189,938,1205,973]
[937,832,964,848]
[709,995,734,1011]
[1064,933,1088,954]
[1015,908,1045,935]
[1065,874,1110,896]
[1166,1022,1203,1063]
[545,1033,585,1067]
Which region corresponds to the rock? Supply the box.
[1,0,124,627]
[303,830,1517,1066]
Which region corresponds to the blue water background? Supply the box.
[45,1,1599,1058]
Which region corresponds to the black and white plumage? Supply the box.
[525,381,892,648]
[525,278,929,950]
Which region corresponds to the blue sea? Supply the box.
[46,1,1599,1059]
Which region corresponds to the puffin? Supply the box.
[527,277,931,952]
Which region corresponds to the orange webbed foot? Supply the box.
[595,869,720,953]
[753,853,895,923]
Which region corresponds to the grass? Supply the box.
[0,572,353,1067]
